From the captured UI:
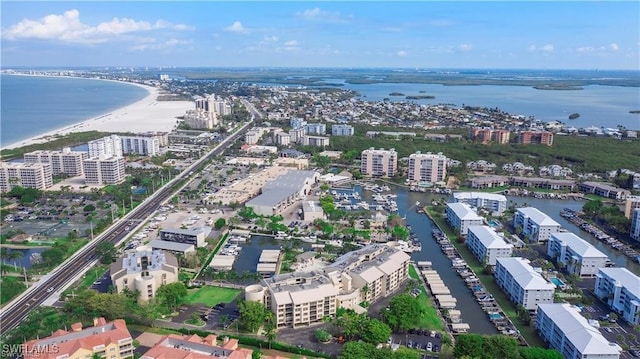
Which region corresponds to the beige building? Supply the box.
[83,156,126,185]
[24,147,87,176]
[23,317,133,359]
[245,244,410,328]
[0,162,53,192]
[300,135,330,147]
[624,196,640,218]
[360,147,397,178]
[111,249,179,304]
[274,131,291,146]
[141,334,252,359]
[407,151,447,184]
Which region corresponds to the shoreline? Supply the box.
[1,75,193,151]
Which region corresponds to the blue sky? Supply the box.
[1,1,639,69]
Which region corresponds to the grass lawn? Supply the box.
[184,286,241,306]
[408,265,446,331]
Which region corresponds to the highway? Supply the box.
[0,101,261,333]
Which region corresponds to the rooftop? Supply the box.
[468,225,512,249]
[496,257,555,291]
[516,207,560,226]
[598,267,640,299]
[550,232,608,258]
[454,192,507,202]
[446,202,483,220]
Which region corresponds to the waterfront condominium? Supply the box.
[407,151,447,184]
[23,147,88,176]
[517,130,554,146]
[494,257,555,311]
[466,225,513,266]
[0,162,53,192]
[513,207,561,243]
[83,156,126,185]
[300,135,330,147]
[445,202,484,235]
[120,134,162,156]
[88,134,123,158]
[453,191,508,215]
[360,147,397,178]
[536,303,622,359]
[631,208,640,242]
[593,267,640,325]
[469,128,511,145]
[547,232,609,277]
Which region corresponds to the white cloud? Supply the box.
[296,8,351,23]
[458,44,472,51]
[541,44,554,52]
[577,46,595,53]
[284,40,298,46]
[609,43,619,51]
[397,50,408,57]
[1,9,191,44]
[264,35,278,42]
[528,44,554,53]
[129,38,192,51]
[224,21,249,34]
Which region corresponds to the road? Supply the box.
[0,100,261,333]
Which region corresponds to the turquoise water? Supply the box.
[489,313,504,320]
[488,219,500,227]
[550,277,565,286]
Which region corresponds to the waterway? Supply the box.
[1,247,47,269]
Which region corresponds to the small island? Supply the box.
[630,110,640,114]
[406,95,436,100]
[533,84,584,90]
[389,92,405,96]
[568,113,580,120]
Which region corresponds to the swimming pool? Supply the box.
[488,219,502,227]
[550,277,565,287]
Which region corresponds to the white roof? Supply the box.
[598,267,640,299]
[468,226,513,250]
[538,303,622,355]
[454,192,507,202]
[446,203,482,220]
[496,257,555,291]
[551,232,608,259]
[516,207,560,226]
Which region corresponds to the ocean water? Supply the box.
[0,75,149,146]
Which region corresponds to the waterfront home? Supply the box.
[513,207,561,243]
[445,202,483,236]
[547,232,608,277]
[494,257,555,311]
[594,267,640,325]
[466,225,513,266]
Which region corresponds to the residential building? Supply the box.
[24,148,87,176]
[274,131,291,146]
[120,135,161,156]
[305,123,326,135]
[0,162,53,192]
[469,128,511,144]
[22,317,133,359]
[511,177,577,191]
[366,131,416,138]
[83,156,126,185]
[631,208,640,242]
[547,232,608,277]
[517,131,554,146]
[466,225,513,266]
[624,196,640,218]
[445,202,484,235]
[536,303,622,359]
[594,268,640,325]
[495,257,555,311]
[245,129,261,145]
[467,175,510,189]
[302,201,324,221]
[300,135,330,147]
[290,117,307,129]
[246,170,319,216]
[183,109,215,129]
[289,127,306,143]
[193,94,228,128]
[110,249,179,304]
[88,135,123,158]
[513,207,561,243]
[142,334,252,359]
[331,124,355,136]
[360,147,397,178]
[578,182,631,200]
[407,151,447,184]
[160,227,209,247]
[453,192,508,215]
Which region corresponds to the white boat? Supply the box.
[359,202,370,210]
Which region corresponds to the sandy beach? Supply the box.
[2,81,193,150]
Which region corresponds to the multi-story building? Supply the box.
[331,124,355,136]
[88,135,123,158]
[289,127,306,143]
[513,207,561,243]
[111,249,179,304]
[24,147,87,176]
[183,109,215,129]
[445,202,484,235]
[594,267,640,325]
[517,131,554,146]
[22,317,134,359]
[290,117,307,129]
[193,94,228,127]
[300,135,330,147]
[407,152,447,184]
[453,192,508,215]
[246,170,319,216]
[160,227,209,247]
[495,257,555,311]
[245,244,410,328]
[274,131,291,146]
[360,147,397,178]
[624,196,640,218]
[469,128,511,144]
[120,135,161,156]
[0,162,53,192]
[536,303,622,359]
[83,156,126,185]
[631,208,640,242]
[547,232,609,277]
[141,334,253,359]
[245,129,261,145]
[578,182,631,200]
[466,225,513,266]
[305,123,326,135]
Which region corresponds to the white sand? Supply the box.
[2,82,193,150]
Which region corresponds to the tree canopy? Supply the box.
[156,282,187,312]
[238,300,268,333]
[383,294,423,332]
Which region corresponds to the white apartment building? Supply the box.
[445,202,484,235]
[88,135,123,158]
[24,147,87,176]
[83,156,126,185]
[360,148,397,178]
[631,208,640,242]
[407,151,447,184]
[290,117,307,129]
[466,225,513,266]
[594,267,640,325]
[300,135,330,147]
[305,123,326,135]
[536,303,622,359]
[547,232,609,277]
[274,131,291,146]
[111,249,179,304]
[183,109,215,129]
[331,124,354,136]
[514,207,561,242]
[194,94,229,127]
[289,127,306,143]
[120,135,161,156]
[494,257,555,311]
[0,162,53,192]
[245,130,262,145]
[453,192,508,215]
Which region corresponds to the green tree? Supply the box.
[338,341,375,359]
[214,218,226,229]
[96,242,117,264]
[483,335,521,359]
[238,206,257,220]
[41,247,65,266]
[453,333,485,359]
[262,311,277,348]
[336,310,366,339]
[361,318,392,344]
[519,347,563,359]
[156,282,188,312]
[383,294,422,332]
[238,300,267,333]
[315,328,332,343]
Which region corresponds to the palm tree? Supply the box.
[262,312,277,349]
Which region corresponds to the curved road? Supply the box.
[0,101,261,333]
